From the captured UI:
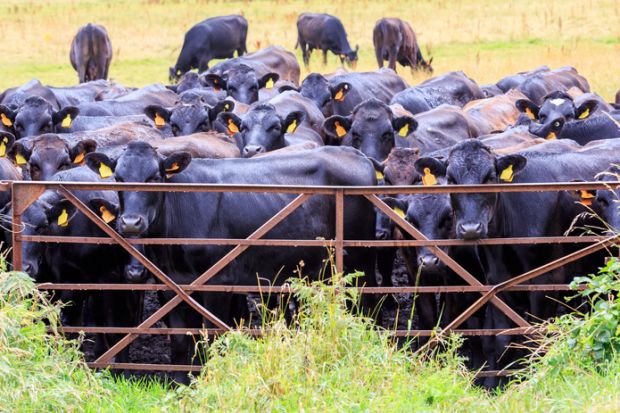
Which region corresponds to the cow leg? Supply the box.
[388,49,397,72]
[300,41,310,68]
[375,47,384,69]
[198,58,210,72]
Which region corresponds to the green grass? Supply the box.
[0,0,619,99]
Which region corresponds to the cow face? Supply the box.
[422,139,526,240]
[9,135,96,181]
[580,168,620,233]
[517,92,597,140]
[85,142,191,236]
[299,74,333,116]
[145,96,233,137]
[204,65,279,105]
[218,104,304,157]
[324,99,417,162]
[0,97,79,138]
[340,45,359,69]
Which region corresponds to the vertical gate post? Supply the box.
[11,183,23,271]
[335,189,344,273]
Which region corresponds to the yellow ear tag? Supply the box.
[578,108,590,119]
[525,107,536,120]
[227,118,239,135]
[99,206,115,223]
[265,77,274,89]
[57,209,69,227]
[61,114,72,128]
[0,138,7,157]
[223,102,231,111]
[286,119,297,134]
[73,152,85,164]
[398,123,409,137]
[500,164,514,182]
[15,153,27,165]
[334,89,345,102]
[334,121,347,138]
[154,113,166,127]
[546,131,557,140]
[375,170,384,180]
[393,207,405,219]
[165,162,180,173]
[422,167,437,186]
[99,162,112,178]
[1,113,12,127]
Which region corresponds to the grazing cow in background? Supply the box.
[516,66,590,105]
[169,15,248,82]
[70,23,113,83]
[373,18,433,73]
[208,46,301,85]
[390,71,484,115]
[296,13,359,69]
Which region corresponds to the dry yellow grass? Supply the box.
[0,0,619,99]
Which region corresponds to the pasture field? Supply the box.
[1,0,620,99]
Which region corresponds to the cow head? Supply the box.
[170,72,206,94]
[204,64,279,105]
[0,97,79,138]
[169,66,184,83]
[145,94,233,137]
[8,135,96,181]
[85,142,191,236]
[516,91,597,140]
[323,98,417,162]
[339,45,359,69]
[418,139,526,240]
[217,103,304,157]
[419,57,434,74]
[298,74,333,116]
[573,166,620,233]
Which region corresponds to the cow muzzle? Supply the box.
[457,222,484,240]
[243,145,265,158]
[125,263,148,283]
[119,214,146,235]
[417,254,440,271]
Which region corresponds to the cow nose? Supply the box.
[458,222,483,240]
[125,264,147,282]
[418,254,440,269]
[119,215,144,234]
[243,145,264,157]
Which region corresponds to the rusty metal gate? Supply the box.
[6,179,620,376]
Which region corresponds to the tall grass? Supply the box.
[0,0,619,98]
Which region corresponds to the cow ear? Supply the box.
[165,84,179,93]
[85,152,116,179]
[0,105,16,128]
[258,73,280,90]
[203,74,226,91]
[0,132,15,158]
[330,82,351,102]
[515,99,539,120]
[47,199,77,228]
[209,100,235,122]
[392,116,418,137]
[323,115,352,139]
[282,111,305,134]
[381,197,408,219]
[144,105,171,128]
[8,142,31,166]
[496,154,527,183]
[70,139,97,165]
[278,85,299,93]
[162,152,191,178]
[414,157,447,186]
[575,99,598,120]
[88,198,119,224]
[52,106,79,129]
[217,112,243,137]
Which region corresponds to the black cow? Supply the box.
[58,114,150,133]
[204,64,280,105]
[516,91,620,143]
[416,138,620,387]
[70,23,113,83]
[373,18,433,73]
[218,102,322,157]
[495,65,550,93]
[0,79,61,110]
[144,92,233,137]
[390,71,485,115]
[84,143,377,382]
[297,69,408,118]
[516,66,590,105]
[77,84,178,116]
[49,80,118,107]
[169,15,248,82]
[296,13,358,68]
[18,167,140,363]
[0,96,79,138]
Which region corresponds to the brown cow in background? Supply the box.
[70,23,113,83]
[373,18,433,73]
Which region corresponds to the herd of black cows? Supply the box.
[2,13,620,386]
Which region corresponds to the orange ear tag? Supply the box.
[334,121,347,138]
[422,167,437,186]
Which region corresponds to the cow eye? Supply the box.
[268,124,280,132]
[447,176,456,185]
[146,176,161,183]
[250,85,258,91]
[171,124,180,135]
[228,86,237,93]
[484,173,495,183]
[351,132,361,144]
[15,124,23,132]
[553,121,561,128]
[539,114,546,121]
[598,197,609,208]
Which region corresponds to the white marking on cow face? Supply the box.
[550,98,565,106]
